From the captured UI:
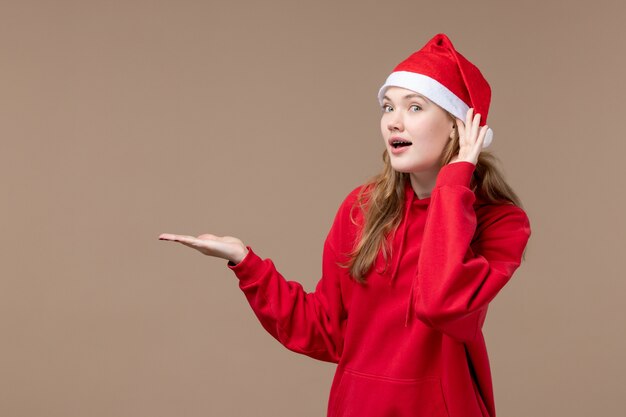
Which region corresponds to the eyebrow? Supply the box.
[382,93,428,102]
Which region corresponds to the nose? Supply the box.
[386,111,404,131]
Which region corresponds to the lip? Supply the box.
[388,136,413,155]
[388,136,413,146]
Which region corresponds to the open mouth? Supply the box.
[391,140,413,149]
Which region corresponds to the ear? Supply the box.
[447,114,457,137]
[449,123,458,140]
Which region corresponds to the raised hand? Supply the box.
[449,107,489,165]
[158,233,249,264]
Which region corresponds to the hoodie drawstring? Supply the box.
[388,200,411,286]
[403,188,416,327]
[385,182,417,327]
[405,283,416,327]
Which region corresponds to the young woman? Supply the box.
[159,33,531,417]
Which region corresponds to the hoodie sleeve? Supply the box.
[226,189,360,363]
[413,161,531,342]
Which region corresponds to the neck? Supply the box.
[408,169,439,199]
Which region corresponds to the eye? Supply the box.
[410,104,422,112]
[382,104,393,113]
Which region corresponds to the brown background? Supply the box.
[2,0,625,416]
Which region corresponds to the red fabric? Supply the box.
[227,161,531,417]
[391,33,492,128]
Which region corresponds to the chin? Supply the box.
[390,158,425,172]
[391,159,437,174]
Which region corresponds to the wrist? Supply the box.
[230,245,249,265]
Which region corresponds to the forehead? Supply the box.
[382,87,430,102]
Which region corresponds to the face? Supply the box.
[380,86,455,173]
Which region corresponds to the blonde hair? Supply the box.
[338,112,526,284]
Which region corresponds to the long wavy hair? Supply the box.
[338,111,527,284]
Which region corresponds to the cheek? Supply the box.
[414,119,450,143]
[433,115,454,137]
[380,118,388,138]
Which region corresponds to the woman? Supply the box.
[159,33,531,417]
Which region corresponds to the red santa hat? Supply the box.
[377,33,494,148]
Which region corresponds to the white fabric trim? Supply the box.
[377,71,493,148]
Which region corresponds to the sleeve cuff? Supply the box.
[226,245,263,284]
[435,161,476,189]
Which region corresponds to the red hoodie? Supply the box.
[227,161,531,417]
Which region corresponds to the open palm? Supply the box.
[158,233,248,264]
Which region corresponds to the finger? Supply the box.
[464,109,474,146]
[471,113,481,143]
[477,125,488,148]
[175,235,204,246]
[159,233,180,241]
[159,233,195,243]
[465,108,473,133]
[197,233,218,240]
[177,239,202,249]
[456,118,466,143]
